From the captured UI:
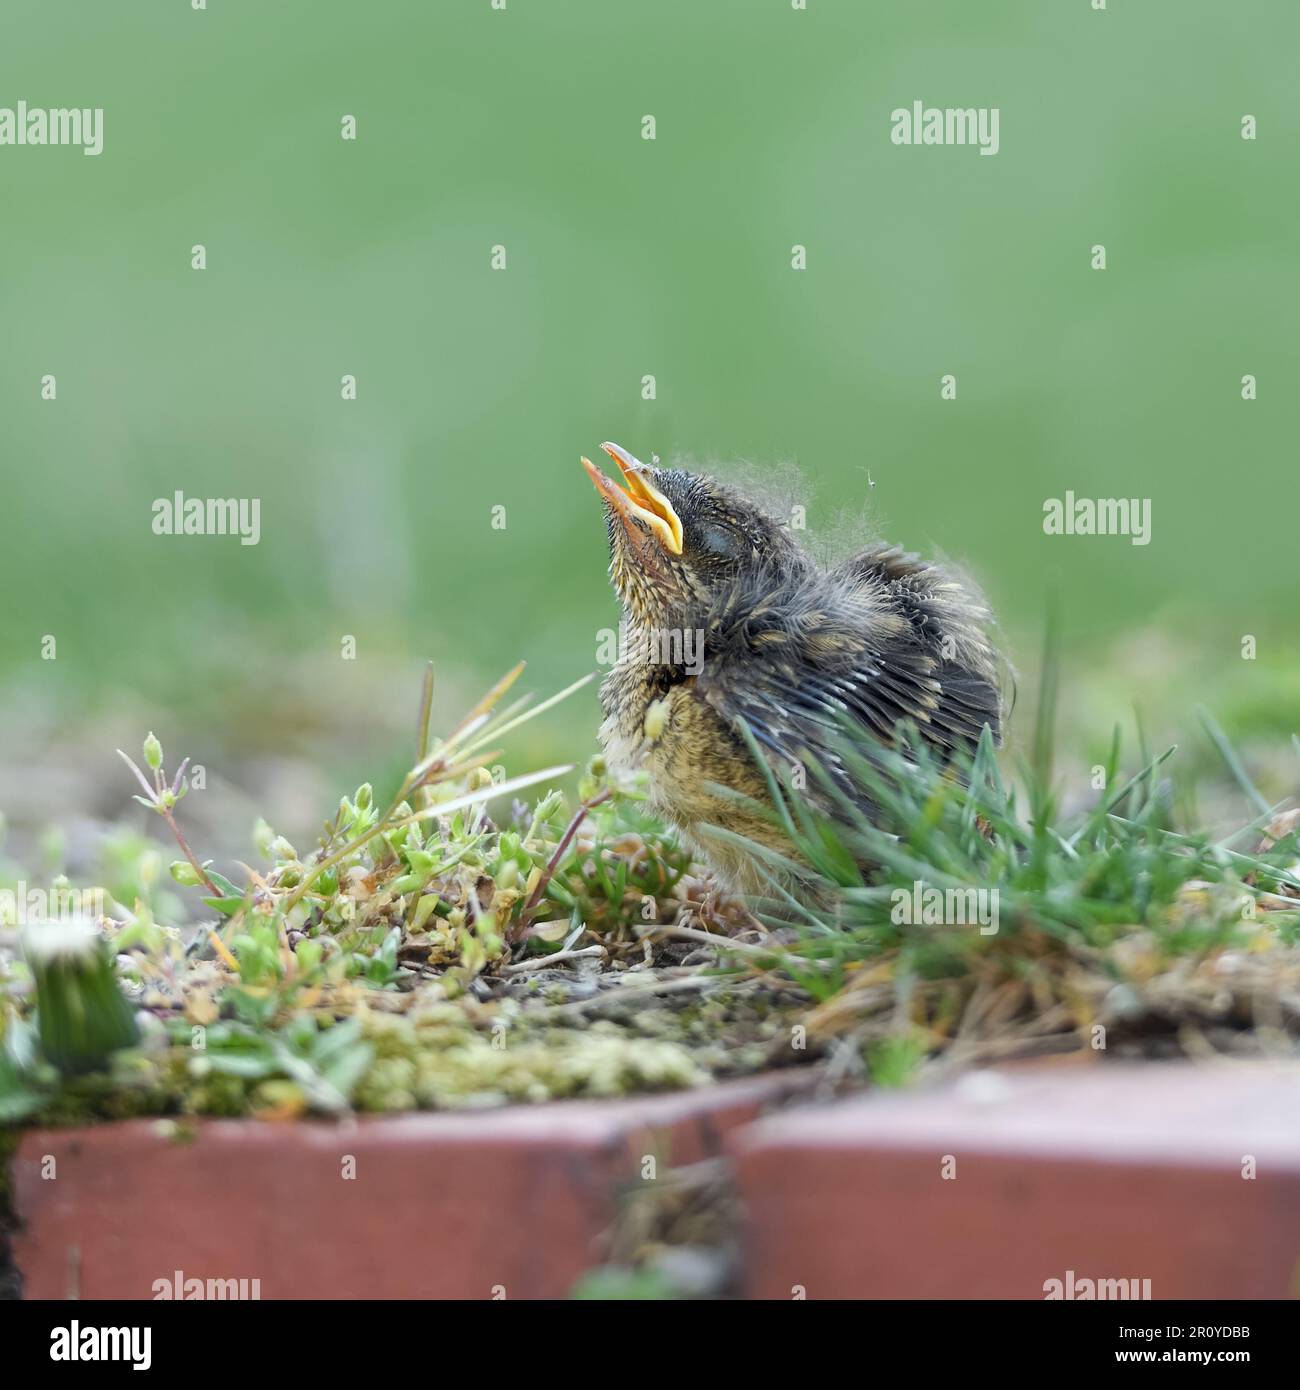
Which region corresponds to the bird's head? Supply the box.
[582,441,800,627]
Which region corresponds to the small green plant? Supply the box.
[684,648,1300,1063]
[0,664,728,1123]
[2,644,1299,1128]
[21,918,139,1075]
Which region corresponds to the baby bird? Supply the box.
[582,442,1003,896]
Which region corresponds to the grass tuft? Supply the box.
[2,658,1299,1125]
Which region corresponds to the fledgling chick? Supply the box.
[582,442,1004,896]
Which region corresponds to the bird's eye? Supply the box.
[698,524,742,560]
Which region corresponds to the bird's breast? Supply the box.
[598,655,784,890]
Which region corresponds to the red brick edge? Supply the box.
[13,1062,1300,1299]
[732,1061,1300,1300]
[10,1070,812,1300]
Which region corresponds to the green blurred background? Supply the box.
[1,0,1296,851]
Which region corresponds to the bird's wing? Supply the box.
[833,543,1003,745]
[691,560,1000,795]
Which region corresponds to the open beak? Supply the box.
[581,442,683,555]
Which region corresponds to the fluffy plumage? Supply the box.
[586,445,1004,895]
